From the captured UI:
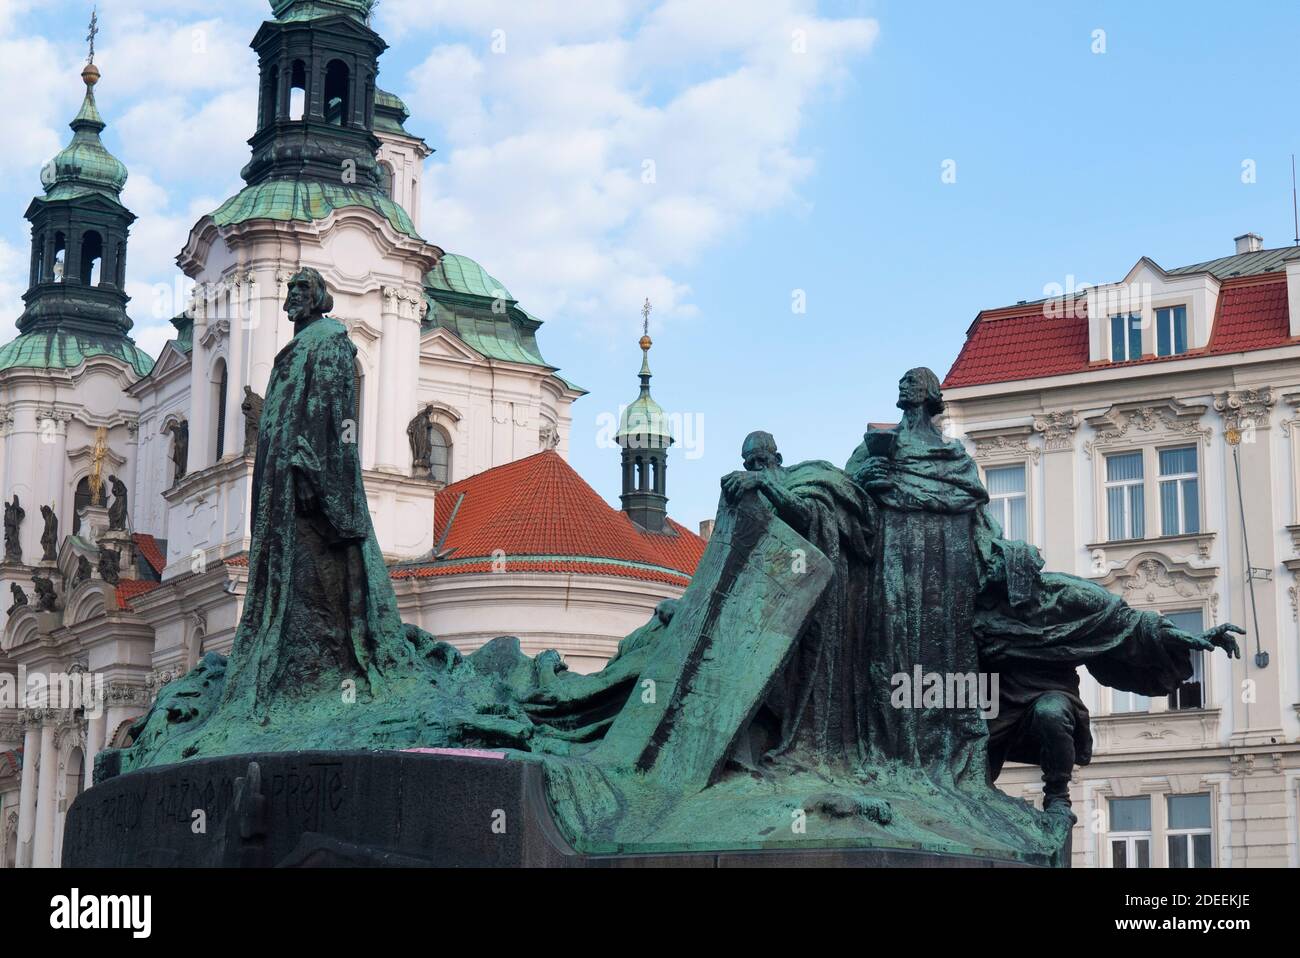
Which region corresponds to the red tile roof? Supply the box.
[132,533,166,574]
[943,275,1298,389]
[115,578,162,610]
[405,450,706,583]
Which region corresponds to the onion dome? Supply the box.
[41,63,128,201]
[616,334,674,449]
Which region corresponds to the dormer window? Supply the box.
[1110,313,1142,362]
[1156,305,1189,356]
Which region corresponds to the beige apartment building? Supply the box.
[943,234,1300,867]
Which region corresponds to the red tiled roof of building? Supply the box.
[132,533,166,574]
[392,558,692,586]
[115,578,162,610]
[413,450,706,583]
[944,275,1297,389]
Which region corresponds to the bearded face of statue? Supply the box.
[285,273,318,326]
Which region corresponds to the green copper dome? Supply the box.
[43,66,128,201]
[616,341,674,447]
[427,253,513,300]
[0,329,154,378]
[210,179,420,238]
[271,0,375,23]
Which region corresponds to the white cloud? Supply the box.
[0,237,25,336]
[401,1,878,335]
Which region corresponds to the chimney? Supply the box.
[1235,232,1264,254]
[698,519,714,541]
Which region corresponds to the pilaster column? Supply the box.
[15,719,40,868]
[84,711,105,788]
[31,712,58,868]
[377,287,424,474]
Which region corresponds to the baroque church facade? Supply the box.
[0,0,704,868]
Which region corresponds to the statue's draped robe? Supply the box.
[222,317,407,717]
[847,424,993,787]
[743,461,876,766]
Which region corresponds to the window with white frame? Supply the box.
[1158,446,1200,536]
[1105,451,1145,540]
[1164,609,1206,710]
[985,464,1027,541]
[1156,305,1189,357]
[1111,687,1150,714]
[1110,313,1142,361]
[1108,796,1152,868]
[1166,793,1213,867]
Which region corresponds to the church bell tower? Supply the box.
[616,301,675,534]
[243,0,387,190]
[19,59,135,340]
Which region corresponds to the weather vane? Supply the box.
[86,7,99,64]
[641,298,652,337]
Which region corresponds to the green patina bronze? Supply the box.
[102,291,1243,866]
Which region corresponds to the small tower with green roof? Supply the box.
[616,300,674,534]
[3,56,152,377]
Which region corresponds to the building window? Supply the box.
[1158,445,1199,536]
[1164,609,1205,710]
[378,160,395,198]
[1108,796,1152,868]
[1156,305,1189,356]
[985,464,1027,541]
[1167,793,1213,867]
[1111,687,1150,714]
[1110,313,1142,362]
[1105,451,1145,540]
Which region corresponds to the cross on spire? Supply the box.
[86,7,99,64]
[642,298,652,337]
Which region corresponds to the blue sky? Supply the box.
[2,0,1298,529]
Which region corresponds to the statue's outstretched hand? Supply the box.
[1198,623,1245,659]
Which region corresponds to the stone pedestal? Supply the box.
[77,504,111,547]
[63,751,1038,868]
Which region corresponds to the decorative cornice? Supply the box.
[1032,410,1078,451]
[966,424,1040,463]
[1213,387,1276,437]
[104,682,150,708]
[1083,399,1211,459]
[199,318,232,351]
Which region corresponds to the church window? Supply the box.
[324,60,350,126]
[214,360,228,461]
[72,477,92,536]
[378,160,395,198]
[80,230,103,286]
[289,60,307,121]
[53,232,66,283]
[430,425,451,485]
